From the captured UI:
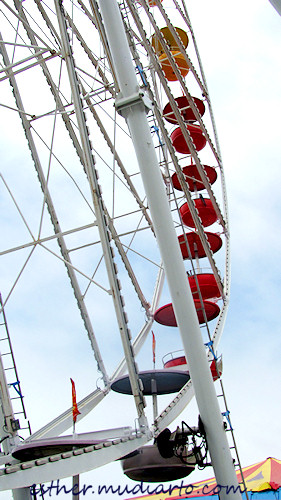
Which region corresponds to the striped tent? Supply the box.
[125,458,281,500]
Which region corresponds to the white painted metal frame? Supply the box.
[269,0,281,15]
[0,433,150,491]
[54,0,148,428]
[98,1,241,498]
[0,0,236,495]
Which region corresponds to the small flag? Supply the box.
[152,331,156,365]
[70,378,81,423]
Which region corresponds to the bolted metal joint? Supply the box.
[115,90,153,117]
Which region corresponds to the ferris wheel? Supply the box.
[0,0,241,498]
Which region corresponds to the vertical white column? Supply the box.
[12,489,31,500]
[268,0,281,16]
[98,1,242,498]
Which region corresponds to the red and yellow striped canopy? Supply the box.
[186,457,281,497]
[125,458,281,500]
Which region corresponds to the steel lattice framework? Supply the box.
[0,0,236,496]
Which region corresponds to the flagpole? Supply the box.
[72,474,80,500]
[152,332,156,370]
[151,332,158,420]
[152,384,158,421]
[70,378,80,499]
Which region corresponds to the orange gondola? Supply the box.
[151,27,188,54]
[159,51,189,81]
[137,0,163,7]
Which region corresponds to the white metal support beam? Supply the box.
[269,0,281,15]
[54,0,147,429]
[97,2,242,499]
[0,434,150,491]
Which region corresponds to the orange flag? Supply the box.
[152,331,156,365]
[70,378,81,423]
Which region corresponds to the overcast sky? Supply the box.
[189,0,281,482]
[0,0,281,498]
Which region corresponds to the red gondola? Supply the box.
[178,232,222,259]
[164,356,187,369]
[163,355,222,381]
[170,124,206,154]
[180,198,217,228]
[163,96,205,123]
[154,299,220,326]
[172,164,217,192]
[188,273,221,299]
